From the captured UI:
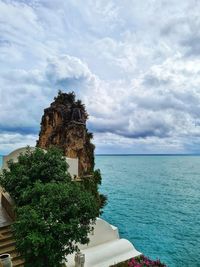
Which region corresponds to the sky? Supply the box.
[1,0,200,154]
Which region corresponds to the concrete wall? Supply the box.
[2,147,79,178]
[65,157,79,178]
[79,218,120,250]
[65,218,142,267]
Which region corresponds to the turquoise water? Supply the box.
[1,155,199,266]
[95,156,200,267]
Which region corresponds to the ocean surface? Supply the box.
[95,156,200,267]
[0,155,199,266]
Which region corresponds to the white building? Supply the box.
[65,218,141,267]
[1,147,79,179]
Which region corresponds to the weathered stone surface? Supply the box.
[37,91,95,176]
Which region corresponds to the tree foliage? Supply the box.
[54,90,75,105]
[0,147,70,206]
[13,182,98,267]
[81,169,107,212]
[0,147,100,267]
[54,90,88,119]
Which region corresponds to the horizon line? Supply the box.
[1,153,200,157]
[95,153,200,156]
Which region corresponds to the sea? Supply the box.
[0,155,200,267]
[95,155,200,267]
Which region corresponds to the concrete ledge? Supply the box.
[66,238,141,267]
[65,218,141,267]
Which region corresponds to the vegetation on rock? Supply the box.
[82,169,107,212]
[37,90,94,176]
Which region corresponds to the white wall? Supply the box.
[79,218,119,250]
[2,147,79,178]
[66,157,79,178]
[65,218,142,267]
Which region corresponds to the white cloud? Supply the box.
[45,55,93,87]
[1,0,200,154]
[0,132,37,155]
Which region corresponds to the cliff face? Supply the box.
[37,91,95,176]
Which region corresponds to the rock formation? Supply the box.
[37,91,95,176]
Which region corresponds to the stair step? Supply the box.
[0,223,11,229]
[0,227,12,235]
[0,225,24,266]
[0,239,15,249]
[9,251,21,261]
[0,225,11,231]
[0,244,16,254]
[0,237,13,245]
[12,257,25,267]
[0,231,13,238]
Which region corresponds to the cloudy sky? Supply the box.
[1,0,200,154]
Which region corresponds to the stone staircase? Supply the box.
[0,224,24,267]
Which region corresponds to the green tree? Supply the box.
[14,182,98,267]
[0,147,70,206]
[0,147,100,267]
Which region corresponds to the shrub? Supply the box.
[81,169,107,212]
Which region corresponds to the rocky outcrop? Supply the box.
[37,91,95,176]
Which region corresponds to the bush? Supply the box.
[81,169,107,212]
